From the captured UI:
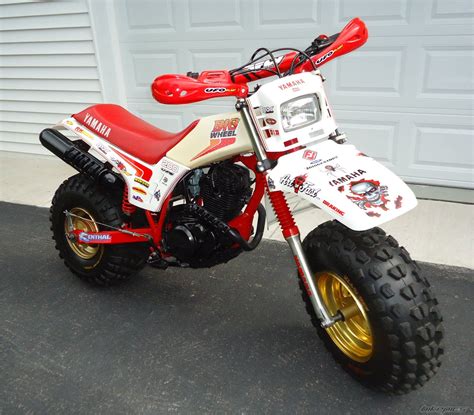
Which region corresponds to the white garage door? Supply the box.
[90,0,473,189]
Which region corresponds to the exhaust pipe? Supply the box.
[39,128,120,186]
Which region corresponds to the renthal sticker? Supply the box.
[134,177,150,188]
[132,187,147,195]
[328,169,366,186]
[132,195,144,203]
[204,88,226,94]
[154,190,161,201]
[303,149,317,161]
[322,200,344,216]
[280,174,321,199]
[191,118,240,161]
[78,232,111,243]
[161,159,179,175]
[315,44,343,65]
[83,113,111,138]
[244,55,284,72]
[278,78,305,91]
[265,118,277,125]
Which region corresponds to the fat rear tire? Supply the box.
[50,174,149,286]
[300,220,444,394]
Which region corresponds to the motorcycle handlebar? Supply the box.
[229,17,367,83]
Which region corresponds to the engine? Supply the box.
[164,161,253,268]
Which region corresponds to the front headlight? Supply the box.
[280,94,320,132]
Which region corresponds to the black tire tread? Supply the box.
[300,220,444,394]
[50,174,149,286]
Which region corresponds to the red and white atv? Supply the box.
[40,18,443,394]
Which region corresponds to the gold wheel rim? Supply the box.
[317,271,373,362]
[64,207,103,260]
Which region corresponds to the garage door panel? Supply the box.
[122,47,181,100]
[429,0,474,24]
[405,115,473,187]
[419,47,474,96]
[184,0,243,29]
[334,46,405,96]
[121,0,176,32]
[91,0,473,190]
[337,0,409,26]
[257,0,321,26]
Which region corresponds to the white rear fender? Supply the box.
[266,140,417,231]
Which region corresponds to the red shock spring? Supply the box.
[122,185,136,215]
[266,188,299,239]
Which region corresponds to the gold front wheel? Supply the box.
[317,271,373,363]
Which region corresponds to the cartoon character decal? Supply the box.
[322,164,347,177]
[346,179,389,211]
[339,179,404,217]
[293,174,308,193]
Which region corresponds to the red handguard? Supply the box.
[296,17,368,73]
[152,70,248,105]
[151,18,367,105]
[231,17,368,83]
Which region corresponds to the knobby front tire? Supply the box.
[300,220,444,394]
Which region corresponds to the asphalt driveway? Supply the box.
[0,202,472,414]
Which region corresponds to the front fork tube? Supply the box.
[286,234,342,328]
[266,189,342,328]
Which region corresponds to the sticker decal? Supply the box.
[315,44,343,65]
[244,56,283,72]
[280,174,321,199]
[132,187,147,195]
[278,78,305,91]
[132,195,144,203]
[96,143,109,155]
[191,118,240,161]
[267,176,276,190]
[303,149,318,161]
[78,232,111,243]
[161,159,179,175]
[83,113,111,138]
[346,179,389,212]
[204,87,226,94]
[110,156,132,176]
[306,155,338,170]
[322,200,345,216]
[134,177,150,188]
[153,190,161,201]
[322,164,347,177]
[328,169,366,186]
[260,106,274,114]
